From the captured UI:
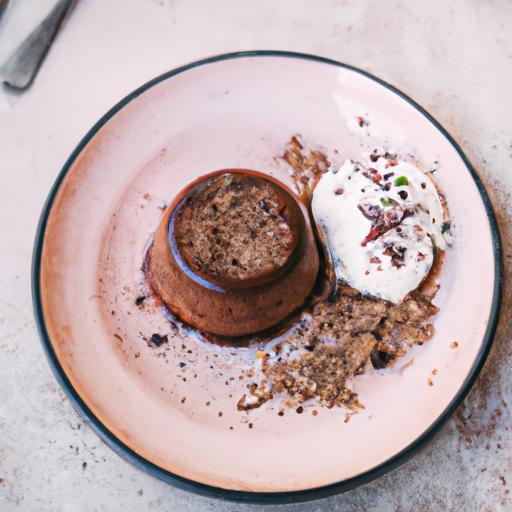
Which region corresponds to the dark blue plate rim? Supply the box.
[32,50,503,504]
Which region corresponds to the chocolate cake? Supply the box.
[146,170,319,337]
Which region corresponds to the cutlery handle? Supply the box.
[0,0,11,23]
[2,0,76,90]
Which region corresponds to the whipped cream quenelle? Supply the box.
[311,155,451,304]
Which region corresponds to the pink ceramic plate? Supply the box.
[33,52,502,502]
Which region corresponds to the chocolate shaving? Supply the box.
[383,242,407,268]
[358,203,414,246]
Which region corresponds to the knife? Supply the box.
[1,0,77,90]
[0,0,11,23]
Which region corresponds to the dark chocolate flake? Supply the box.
[135,296,146,306]
[441,221,451,234]
[370,348,394,369]
[149,333,168,347]
[383,243,407,268]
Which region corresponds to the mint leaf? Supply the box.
[394,176,409,186]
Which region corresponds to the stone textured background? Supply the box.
[0,0,510,510]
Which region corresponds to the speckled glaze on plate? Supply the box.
[32,51,502,503]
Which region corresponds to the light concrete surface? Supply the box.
[0,0,511,510]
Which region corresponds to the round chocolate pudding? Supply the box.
[146,169,319,337]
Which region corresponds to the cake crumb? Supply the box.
[400,357,415,374]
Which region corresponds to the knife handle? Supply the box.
[2,0,77,90]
